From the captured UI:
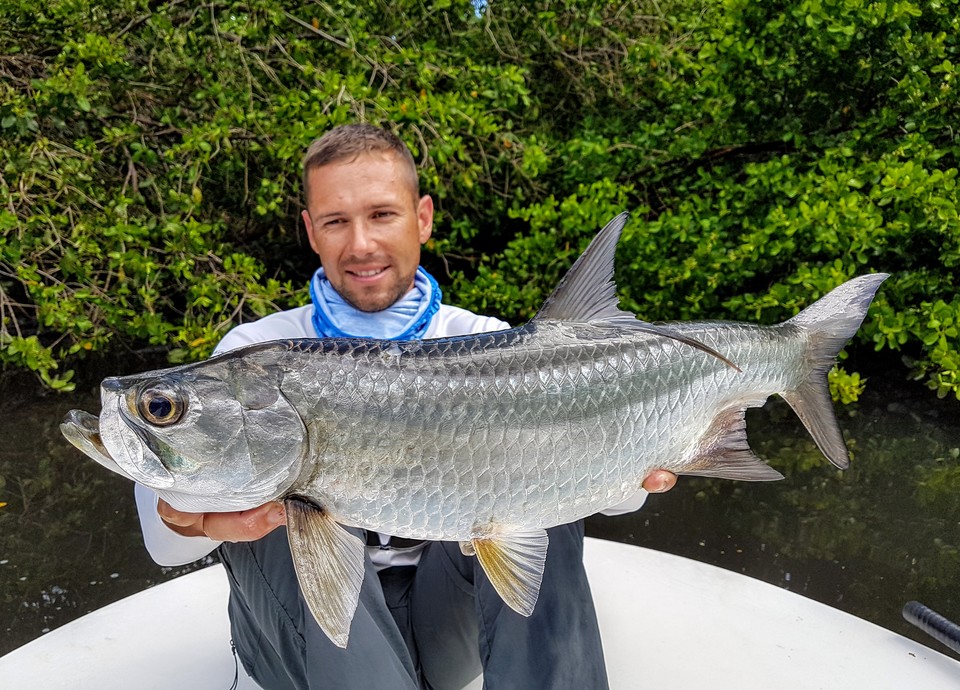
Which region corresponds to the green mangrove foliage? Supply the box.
[1,0,958,399]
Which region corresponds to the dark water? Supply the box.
[1,363,958,658]
[0,356,215,655]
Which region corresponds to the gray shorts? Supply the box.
[219,521,608,690]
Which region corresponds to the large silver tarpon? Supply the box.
[62,213,888,646]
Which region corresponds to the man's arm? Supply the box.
[136,486,286,565]
[135,484,224,565]
[157,498,286,540]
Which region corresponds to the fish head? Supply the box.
[61,355,308,513]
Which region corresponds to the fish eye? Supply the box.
[136,385,185,426]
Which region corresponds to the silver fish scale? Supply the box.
[278,320,807,542]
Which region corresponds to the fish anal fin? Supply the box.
[472,528,549,617]
[682,404,784,481]
[284,497,365,648]
[783,382,850,469]
[459,540,475,556]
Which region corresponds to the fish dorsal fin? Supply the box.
[285,497,366,648]
[534,212,632,324]
[681,404,784,481]
[533,213,740,371]
[472,527,549,617]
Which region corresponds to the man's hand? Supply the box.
[641,469,677,494]
[157,499,286,542]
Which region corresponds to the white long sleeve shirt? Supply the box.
[137,303,647,567]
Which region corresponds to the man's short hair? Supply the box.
[302,123,420,202]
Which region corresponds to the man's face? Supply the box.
[302,152,433,313]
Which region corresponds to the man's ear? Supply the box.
[417,194,434,244]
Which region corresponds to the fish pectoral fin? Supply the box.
[681,404,785,481]
[284,497,366,648]
[472,528,549,617]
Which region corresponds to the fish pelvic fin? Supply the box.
[472,527,549,617]
[682,404,784,481]
[285,497,366,648]
[532,212,739,371]
[782,273,889,469]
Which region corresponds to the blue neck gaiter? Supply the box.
[309,266,442,340]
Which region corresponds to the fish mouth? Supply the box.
[62,402,176,489]
[61,409,133,480]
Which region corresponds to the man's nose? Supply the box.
[347,222,377,254]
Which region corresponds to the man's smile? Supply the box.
[349,268,387,278]
[346,266,390,283]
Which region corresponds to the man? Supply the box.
[136,123,676,689]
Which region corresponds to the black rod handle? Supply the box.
[903,601,960,656]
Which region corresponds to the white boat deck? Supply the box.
[2,538,958,689]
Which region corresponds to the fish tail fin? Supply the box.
[781,273,889,469]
